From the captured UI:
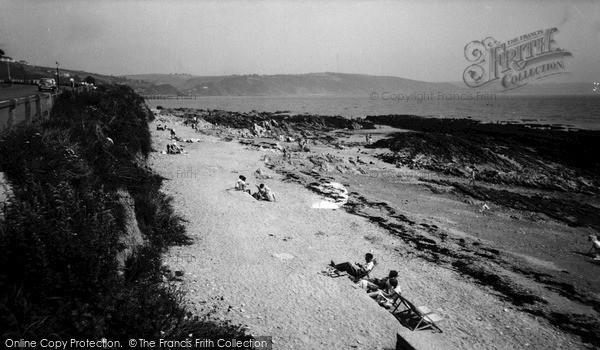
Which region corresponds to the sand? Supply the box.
[147,111,595,350]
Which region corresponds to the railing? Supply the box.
[0,93,60,133]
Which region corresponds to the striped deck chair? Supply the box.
[393,295,444,333]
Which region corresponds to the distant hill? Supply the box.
[123,72,598,97]
[0,61,128,88]
[124,72,468,97]
[124,73,196,87]
[0,62,183,94]
[3,64,594,97]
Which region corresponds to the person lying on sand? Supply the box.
[235,175,251,194]
[330,253,375,280]
[368,277,401,308]
[357,270,399,292]
[253,184,276,202]
[590,235,600,261]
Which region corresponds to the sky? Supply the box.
[1,0,599,82]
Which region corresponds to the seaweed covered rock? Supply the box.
[368,115,600,194]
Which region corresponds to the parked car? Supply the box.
[38,78,57,92]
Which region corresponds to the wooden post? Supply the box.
[25,96,32,125]
[7,99,17,129]
[35,95,42,120]
[43,94,51,119]
[47,94,54,119]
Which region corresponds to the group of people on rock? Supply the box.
[234,175,276,202]
[331,253,401,308]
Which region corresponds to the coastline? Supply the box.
[146,94,600,131]
[148,103,600,349]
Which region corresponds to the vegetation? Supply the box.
[0,86,248,343]
[84,75,96,85]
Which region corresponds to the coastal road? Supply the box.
[0,84,40,101]
[0,84,56,133]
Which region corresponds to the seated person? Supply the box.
[235,175,251,194]
[253,183,276,202]
[357,270,398,292]
[331,253,375,280]
[368,277,401,307]
[167,142,184,154]
[167,141,185,154]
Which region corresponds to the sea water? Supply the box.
[148,95,600,130]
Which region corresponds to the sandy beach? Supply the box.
[147,105,599,349]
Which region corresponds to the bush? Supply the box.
[0,85,247,343]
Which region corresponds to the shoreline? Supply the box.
[148,95,600,131]
[148,104,600,349]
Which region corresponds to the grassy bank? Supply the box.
[0,86,247,344]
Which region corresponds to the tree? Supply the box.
[84,75,96,84]
[0,49,10,81]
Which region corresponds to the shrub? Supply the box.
[0,85,246,342]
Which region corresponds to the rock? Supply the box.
[115,189,147,274]
[255,168,273,179]
[273,253,294,260]
[0,172,13,219]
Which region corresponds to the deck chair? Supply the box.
[378,289,402,310]
[393,295,443,333]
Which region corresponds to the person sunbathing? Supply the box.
[235,175,251,194]
[368,277,401,307]
[590,235,600,261]
[357,270,398,292]
[254,183,276,202]
[330,253,375,280]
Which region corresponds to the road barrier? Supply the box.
[0,92,59,133]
